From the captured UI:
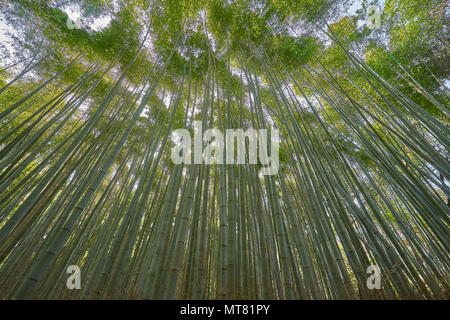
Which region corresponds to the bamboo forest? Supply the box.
[0,0,448,300]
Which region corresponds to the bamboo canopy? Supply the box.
[0,0,448,299]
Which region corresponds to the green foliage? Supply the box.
[0,0,448,300]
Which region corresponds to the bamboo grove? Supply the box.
[0,0,449,299]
